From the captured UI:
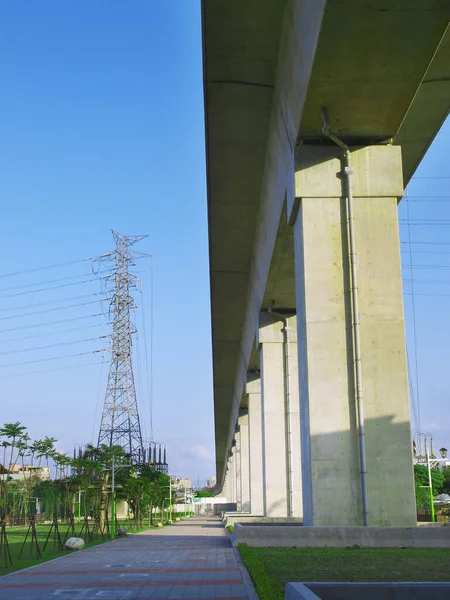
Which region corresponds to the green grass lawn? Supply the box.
[239,544,450,600]
[0,519,162,576]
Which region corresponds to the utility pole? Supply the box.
[77,489,83,522]
[97,231,148,463]
[111,454,116,539]
[108,453,129,539]
[415,432,436,523]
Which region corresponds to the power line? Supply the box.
[0,255,106,279]
[0,272,98,293]
[404,292,450,298]
[403,279,450,285]
[400,223,450,227]
[401,250,450,255]
[400,241,450,245]
[0,313,103,335]
[91,352,107,444]
[406,349,419,433]
[0,292,104,313]
[0,322,106,345]
[405,198,421,431]
[0,360,105,380]
[0,298,109,322]
[0,335,106,356]
[399,219,450,223]
[139,256,154,441]
[0,277,100,300]
[402,198,450,202]
[402,265,450,270]
[0,349,105,369]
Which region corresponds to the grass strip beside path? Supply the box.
[0,521,166,576]
[238,544,450,600]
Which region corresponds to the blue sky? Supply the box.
[0,1,448,484]
[400,117,450,454]
[0,1,214,483]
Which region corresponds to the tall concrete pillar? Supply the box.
[223,470,231,502]
[234,431,242,512]
[246,374,264,515]
[238,411,250,512]
[230,447,237,504]
[291,145,416,526]
[257,314,302,517]
[286,317,302,519]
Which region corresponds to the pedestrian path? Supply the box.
[0,516,258,599]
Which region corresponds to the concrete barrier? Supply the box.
[286,582,450,599]
[233,523,450,548]
[223,513,302,527]
[285,583,320,599]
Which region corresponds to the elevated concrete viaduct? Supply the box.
[203,1,450,526]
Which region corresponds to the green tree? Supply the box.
[138,466,171,524]
[442,466,450,495]
[83,444,131,530]
[195,490,214,498]
[122,475,153,525]
[414,464,445,505]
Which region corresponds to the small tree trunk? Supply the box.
[99,484,106,531]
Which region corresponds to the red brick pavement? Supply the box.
[0,516,258,599]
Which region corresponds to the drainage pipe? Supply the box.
[266,305,295,518]
[321,108,369,527]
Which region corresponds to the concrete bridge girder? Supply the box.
[203,0,450,525]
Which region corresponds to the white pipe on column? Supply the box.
[321,108,369,527]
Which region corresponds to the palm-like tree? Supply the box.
[0,422,28,473]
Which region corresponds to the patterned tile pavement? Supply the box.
[0,517,258,600]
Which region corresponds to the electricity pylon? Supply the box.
[96,230,148,463]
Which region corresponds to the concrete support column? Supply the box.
[246,375,264,515]
[234,430,242,512]
[257,314,302,517]
[238,411,250,512]
[290,145,416,526]
[231,446,238,504]
[223,470,231,502]
[228,453,236,504]
[286,317,302,519]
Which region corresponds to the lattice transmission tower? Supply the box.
[96,230,148,463]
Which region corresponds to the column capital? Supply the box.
[294,145,403,201]
[257,312,284,344]
[238,408,249,419]
[246,371,261,395]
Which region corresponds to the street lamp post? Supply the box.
[425,437,435,524]
[77,489,84,522]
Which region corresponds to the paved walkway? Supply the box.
[0,517,258,600]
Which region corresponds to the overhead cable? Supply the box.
[0,313,103,334]
[0,298,109,322]
[0,349,106,369]
[0,255,107,279]
[0,292,104,313]
[0,335,106,356]
[0,322,106,345]
[0,360,105,380]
